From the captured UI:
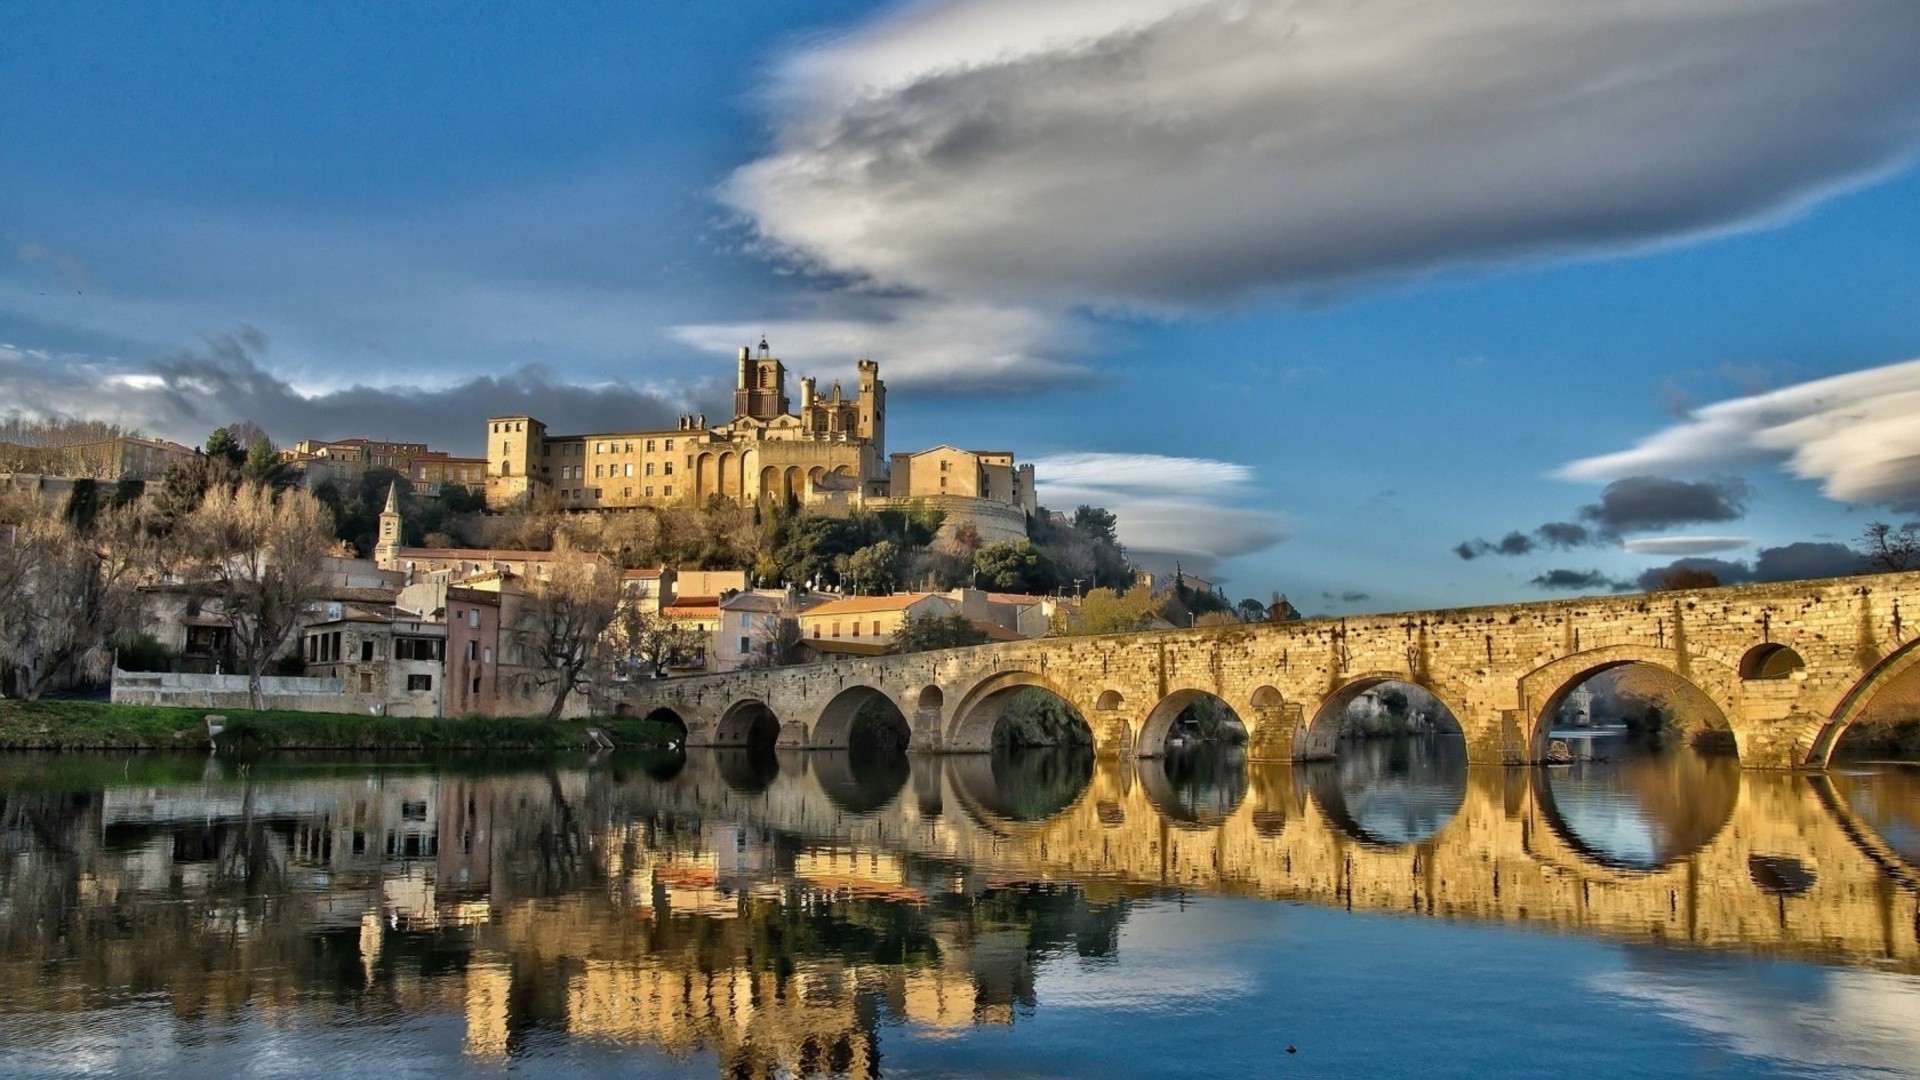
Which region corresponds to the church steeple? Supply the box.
[375,482,404,567]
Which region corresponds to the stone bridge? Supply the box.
[610,752,1920,972]
[611,571,1920,769]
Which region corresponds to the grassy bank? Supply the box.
[0,699,680,752]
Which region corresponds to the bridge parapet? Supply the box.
[606,572,1920,768]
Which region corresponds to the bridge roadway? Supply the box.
[613,571,1920,768]
[615,751,1920,973]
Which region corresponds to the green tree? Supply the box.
[973,539,1051,592]
[1051,586,1160,636]
[204,426,245,467]
[847,539,903,594]
[1236,597,1269,622]
[893,611,990,653]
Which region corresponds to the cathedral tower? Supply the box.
[734,338,790,421]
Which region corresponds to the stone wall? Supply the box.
[110,669,388,714]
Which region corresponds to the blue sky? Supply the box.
[6,0,1920,612]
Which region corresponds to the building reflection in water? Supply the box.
[0,740,1916,1073]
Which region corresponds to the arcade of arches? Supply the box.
[610,571,1920,770]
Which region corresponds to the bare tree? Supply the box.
[0,496,152,698]
[746,610,805,668]
[514,553,623,719]
[1858,521,1920,573]
[184,484,334,709]
[0,417,145,477]
[607,600,707,678]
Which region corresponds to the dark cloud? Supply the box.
[1752,542,1869,582]
[1632,542,1870,591]
[1531,569,1623,592]
[1456,523,1590,559]
[0,332,707,456]
[1535,522,1592,548]
[1633,557,1754,592]
[1323,590,1371,603]
[1579,475,1749,535]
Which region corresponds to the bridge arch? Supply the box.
[1299,673,1467,761]
[946,670,1095,753]
[1518,645,1739,762]
[810,684,912,753]
[714,699,782,750]
[1136,688,1251,759]
[1740,642,1807,681]
[1804,635,1920,767]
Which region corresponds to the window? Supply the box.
[664,461,674,475]
[468,609,480,629]
[623,463,633,477]
[483,647,491,663]
[361,639,374,662]
[663,485,672,496]
[622,486,631,498]
[645,486,653,497]
[471,676,481,695]
[408,673,433,692]
[501,440,511,456]
[592,487,602,498]
[646,439,655,452]
[596,441,606,454]
[813,626,821,638]
[644,462,654,476]
[356,672,372,693]
[833,622,841,638]
[665,439,674,450]
[543,445,551,456]
[467,640,478,660]
[852,621,862,637]
[739,636,751,654]
[594,464,603,478]
[395,637,444,662]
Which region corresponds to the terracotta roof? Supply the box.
[802,593,946,617]
[970,619,1026,642]
[663,596,720,617]
[324,586,398,603]
[983,592,1047,607]
[399,547,608,564]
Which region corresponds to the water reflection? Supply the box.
[1138,744,1249,828]
[1302,735,1468,846]
[1828,763,1920,868]
[1,746,1918,1077]
[1539,739,1743,871]
[950,745,1094,823]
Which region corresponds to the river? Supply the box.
[1,738,1916,1078]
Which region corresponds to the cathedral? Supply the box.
[486,340,893,511]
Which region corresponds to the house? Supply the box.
[714,589,832,672]
[795,593,956,657]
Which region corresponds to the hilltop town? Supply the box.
[0,343,1268,722]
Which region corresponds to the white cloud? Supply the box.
[670,296,1092,392]
[729,0,1920,310]
[1620,536,1754,556]
[1032,451,1288,575]
[1559,358,1920,507]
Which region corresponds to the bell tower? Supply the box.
[375,482,404,568]
[733,337,790,421]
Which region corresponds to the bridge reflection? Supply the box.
[0,747,1915,1075]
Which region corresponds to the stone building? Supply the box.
[487,340,889,511]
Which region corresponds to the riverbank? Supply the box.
[0,699,680,752]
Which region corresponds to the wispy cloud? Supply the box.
[731,0,1920,315]
[1031,451,1287,576]
[0,333,701,455]
[1559,357,1920,508]
[1620,536,1754,556]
